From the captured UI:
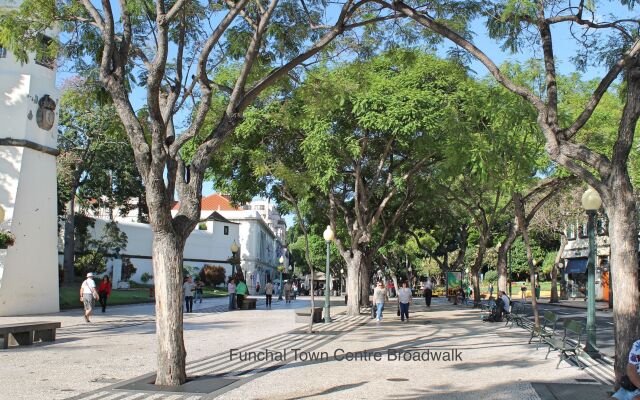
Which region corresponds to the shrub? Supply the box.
[483,270,498,283]
[0,230,15,248]
[75,250,106,277]
[198,222,207,230]
[140,272,153,283]
[200,265,226,287]
[121,256,137,281]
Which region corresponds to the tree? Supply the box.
[1,0,400,384]
[295,51,472,315]
[373,1,640,380]
[57,78,144,283]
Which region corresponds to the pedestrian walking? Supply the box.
[183,276,196,313]
[80,272,99,323]
[194,277,204,303]
[98,276,112,313]
[398,281,412,322]
[228,277,237,310]
[373,281,388,322]
[488,283,494,299]
[284,280,292,303]
[520,283,527,301]
[236,279,248,309]
[424,277,433,308]
[265,280,273,308]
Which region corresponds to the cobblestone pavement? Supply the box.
[0,297,616,399]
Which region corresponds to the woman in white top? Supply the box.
[373,281,388,321]
[398,281,413,322]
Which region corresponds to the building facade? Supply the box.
[0,17,60,316]
[561,215,611,302]
[171,194,288,294]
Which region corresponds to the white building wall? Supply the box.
[0,37,60,315]
[218,210,286,293]
[61,219,240,287]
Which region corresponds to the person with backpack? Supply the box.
[236,279,248,309]
[80,272,99,323]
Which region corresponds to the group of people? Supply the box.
[483,290,511,322]
[227,275,249,310]
[80,272,113,323]
[372,280,413,322]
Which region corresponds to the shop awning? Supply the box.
[566,258,588,274]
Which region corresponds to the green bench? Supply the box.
[529,311,559,349]
[543,319,585,369]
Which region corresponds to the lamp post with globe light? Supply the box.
[278,256,284,301]
[323,225,334,323]
[581,186,602,358]
[230,241,240,276]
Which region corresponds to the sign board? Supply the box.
[447,271,462,297]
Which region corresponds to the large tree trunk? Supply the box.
[472,272,480,304]
[606,179,640,383]
[550,233,567,303]
[62,196,76,284]
[471,234,488,303]
[344,250,365,316]
[152,232,187,386]
[497,223,517,293]
[514,193,540,328]
[359,259,370,308]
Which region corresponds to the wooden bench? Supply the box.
[0,322,61,349]
[295,307,323,323]
[240,298,257,310]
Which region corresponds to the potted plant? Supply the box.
[0,230,15,249]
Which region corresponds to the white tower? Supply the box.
[0,2,60,315]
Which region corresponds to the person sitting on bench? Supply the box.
[611,339,640,400]
[500,291,511,315]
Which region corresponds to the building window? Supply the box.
[35,36,55,69]
[0,47,6,58]
[597,216,608,236]
[566,224,576,241]
[254,205,265,211]
[224,226,229,235]
[577,222,588,239]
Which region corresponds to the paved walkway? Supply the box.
[0,297,617,399]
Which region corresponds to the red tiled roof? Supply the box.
[172,194,241,211]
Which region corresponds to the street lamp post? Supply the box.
[230,241,240,276]
[581,186,602,358]
[323,225,334,323]
[278,256,284,301]
[508,246,513,297]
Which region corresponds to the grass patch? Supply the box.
[59,285,228,309]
